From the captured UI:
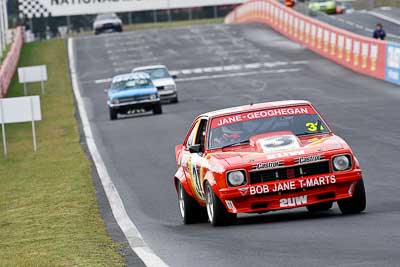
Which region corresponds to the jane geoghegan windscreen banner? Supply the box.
[18,0,246,18]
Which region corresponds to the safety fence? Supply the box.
[225,0,400,85]
[0,27,24,98]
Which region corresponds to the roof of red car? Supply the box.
[202,100,312,118]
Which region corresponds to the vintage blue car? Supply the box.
[107,72,162,120]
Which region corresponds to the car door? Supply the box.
[181,118,208,202]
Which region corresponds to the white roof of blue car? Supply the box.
[112,72,150,83]
[133,65,167,72]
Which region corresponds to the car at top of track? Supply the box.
[173,100,366,226]
[93,13,123,35]
[335,0,354,14]
[133,65,179,103]
[308,0,337,14]
[106,72,162,120]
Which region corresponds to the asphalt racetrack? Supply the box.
[72,23,400,267]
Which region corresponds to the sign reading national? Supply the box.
[18,0,246,18]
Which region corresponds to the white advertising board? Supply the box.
[0,96,42,123]
[18,65,48,83]
[0,96,42,156]
[19,0,246,18]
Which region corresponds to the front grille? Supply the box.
[249,161,330,184]
[118,95,150,103]
[102,23,115,29]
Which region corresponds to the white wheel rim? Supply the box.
[206,187,214,222]
[178,183,185,218]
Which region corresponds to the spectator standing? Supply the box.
[373,23,386,40]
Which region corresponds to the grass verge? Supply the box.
[0,44,11,64]
[0,40,124,266]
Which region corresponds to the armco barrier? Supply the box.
[225,0,388,82]
[0,27,24,98]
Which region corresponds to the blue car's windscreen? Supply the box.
[111,78,153,91]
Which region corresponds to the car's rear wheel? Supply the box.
[153,103,162,115]
[109,107,117,120]
[177,181,206,224]
[306,201,333,213]
[338,179,366,214]
[205,182,237,226]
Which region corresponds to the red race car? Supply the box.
[174,101,366,226]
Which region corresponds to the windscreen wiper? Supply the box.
[221,140,250,149]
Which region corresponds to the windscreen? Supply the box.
[140,68,170,79]
[97,13,117,20]
[209,106,330,149]
[111,78,152,91]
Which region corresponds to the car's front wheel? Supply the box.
[205,182,237,226]
[109,107,117,120]
[153,103,162,115]
[177,181,206,224]
[338,179,366,214]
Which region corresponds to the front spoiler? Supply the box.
[108,99,160,108]
[218,171,362,214]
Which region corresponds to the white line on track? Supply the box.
[325,13,400,40]
[68,38,169,267]
[112,57,159,66]
[107,46,151,54]
[175,68,301,82]
[368,11,400,26]
[94,60,308,84]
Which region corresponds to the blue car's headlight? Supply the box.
[111,99,119,105]
[150,94,158,100]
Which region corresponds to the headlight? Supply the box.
[111,99,119,105]
[150,94,157,100]
[333,155,351,171]
[227,170,246,187]
[165,84,176,90]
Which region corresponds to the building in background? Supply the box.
[15,0,245,39]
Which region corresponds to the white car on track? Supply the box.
[133,65,178,103]
[93,13,123,35]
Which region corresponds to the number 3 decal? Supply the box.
[306,122,325,132]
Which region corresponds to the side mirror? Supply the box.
[188,144,201,153]
[172,75,178,80]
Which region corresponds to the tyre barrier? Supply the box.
[225,0,400,85]
[0,27,24,98]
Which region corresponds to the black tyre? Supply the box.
[306,201,333,213]
[205,182,237,226]
[109,107,117,120]
[338,179,366,215]
[153,103,163,115]
[171,97,179,104]
[177,181,207,224]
